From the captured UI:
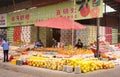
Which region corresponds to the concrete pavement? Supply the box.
[0,68,39,77]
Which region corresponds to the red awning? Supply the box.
[35,17,86,30]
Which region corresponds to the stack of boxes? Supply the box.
[105,27,112,44]
[30,27,51,47]
[7,27,14,43]
[39,28,47,46]
[76,28,88,46]
[76,25,97,46]
[30,26,38,43]
[61,30,76,45]
[99,26,105,41]
[87,26,97,45]
[75,25,118,46]
[112,28,118,44]
[6,25,118,46]
[13,26,22,42]
[21,26,31,43]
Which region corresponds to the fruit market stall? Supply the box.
[0,41,119,74]
[5,49,118,73]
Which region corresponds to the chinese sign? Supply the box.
[11,14,30,22]
[0,14,7,27]
[7,0,103,27]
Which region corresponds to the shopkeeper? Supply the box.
[75,39,83,48]
[35,39,44,48]
[52,38,57,48]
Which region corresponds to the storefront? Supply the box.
[7,0,103,46]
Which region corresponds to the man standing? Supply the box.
[1,38,9,62]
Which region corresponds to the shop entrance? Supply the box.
[52,28,61,42]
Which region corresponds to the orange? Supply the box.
[90,6,100,18]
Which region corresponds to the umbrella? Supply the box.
[35,17,86,30]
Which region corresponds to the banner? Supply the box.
[0,14,7,27]
[7,0,103,27]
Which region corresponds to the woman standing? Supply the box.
[1,38,10,62]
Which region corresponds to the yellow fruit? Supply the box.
[33,64,36,67]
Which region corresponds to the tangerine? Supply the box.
[90,6,100,18]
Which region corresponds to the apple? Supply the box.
[80,4,90,17]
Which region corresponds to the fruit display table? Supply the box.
[8,44,120,74]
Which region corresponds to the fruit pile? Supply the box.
[34,48,63,52]
[57,48,93,56]
[27,56,115,73]
[27,56,67,71]
[67,58,115,73]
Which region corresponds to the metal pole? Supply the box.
[37,27,40,40]
[72,0,76,46]
[12,0,16,11]
[105,0,107,26]
[97,18,100,58]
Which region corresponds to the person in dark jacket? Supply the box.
[75,39,83,48]
[35,39,44,48]
[1,38,10,62]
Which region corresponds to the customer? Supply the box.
[35,39,44,48]
[1,38,10,62]
[75,39,83,48]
